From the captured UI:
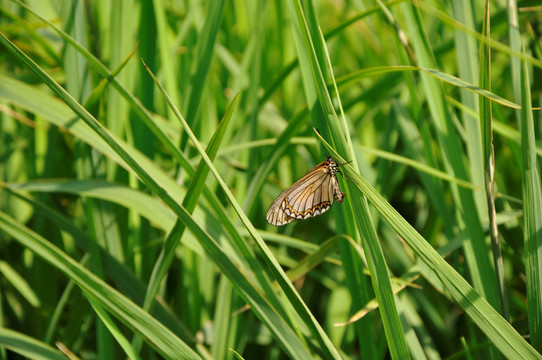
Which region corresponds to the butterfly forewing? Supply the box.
[266,157,346,226]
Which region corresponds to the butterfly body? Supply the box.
[266,157,346,226]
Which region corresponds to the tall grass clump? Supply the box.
[0,0,541,359]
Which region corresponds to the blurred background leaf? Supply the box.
[0,0,541,359]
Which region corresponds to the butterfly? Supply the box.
[266,156,346,226]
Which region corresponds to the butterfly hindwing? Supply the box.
[266,157,346,226]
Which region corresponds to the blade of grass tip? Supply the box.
[141,59,342,359]
[0,33,315,359]
[520,43,542,352]
[316,133,542,359]
[83,43,139,111]
[419,67,520,109]
[479,0,509,321]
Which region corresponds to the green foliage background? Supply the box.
[0,0,541,359]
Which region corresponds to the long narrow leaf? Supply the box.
[317,133,542,359]
[520,44,542,352]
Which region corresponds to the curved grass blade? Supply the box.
[289,0,408,357]
[0,31,316,360]
[336,65,520,109]
[142,59,341,359]
[140,93,239,332]
[0,327,67,360]
[316,132,542,359]
[13,0,191,169]
[0,211,201,359]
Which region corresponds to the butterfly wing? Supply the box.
[266,159,345,226]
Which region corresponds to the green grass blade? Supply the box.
[336,66,520,109]
[151,0,182,117]
[3,1,540,358]
[0,211,202,359]
[1,31,316,359]
[520,44,542,352]
[0,327,67,360]
[87,293,141,360]
[142,93,239,312]
[0,260,40,307]
[400,0,500,314]
[478,0,509,321]
[243,107,310,216]
[13,0,191,169]
[416,1,542,70]
[142,58,340,359]
[289,1,409,358]
[180,0,226,149]
[2,187,196,344]
[317,134,542,359]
